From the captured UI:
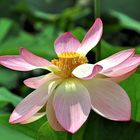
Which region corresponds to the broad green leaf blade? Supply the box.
[121,73,140,122]
[37,111,140,140]
[0,125,33,140]
[0,114,46,139]
[100,40,124,59]
[37,122,67,140]
[0,26,57,60]
[0,87,21,107]
[101,0,140,20]
[0,69,19,89]
[83,111,140,140]
[0,19,13,42]
[37,121,87,140]
[111,10,140,32]
[71,27,86,41]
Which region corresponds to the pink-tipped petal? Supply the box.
[77,18,103,55]
[102,55,140,77]
[9,80,61,124]
[54,79,91,133]
[109,69,136,83]
[54,32,81,55]
[95,68,136,83]
[72,64,103,80]
[20,112,46,124]
[84,78,131,121]
[24,73,59,89]
[20,48,52,68]
[0,56,37,71]
[97,49,135,71]
[46,95,64,131]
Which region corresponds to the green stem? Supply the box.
[67,132,72,140]
[94,0,100,18]
[94,0,101,62]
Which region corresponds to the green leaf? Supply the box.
[0,68,19,89]
[100,40,124,59]
[0,114,33,140]
[0,125,34,140]
[111,10,140,32]
[0,88,21,107]
[61,6,90,21]
[37,122,86,140]
[0,114,46,139]
[101,0,140,20]
[83,111,140,140]
[121,73,140,122]
[33,11,59,21]
[37,111,140,140]
[71,27,86,41]
[100,40,140,60]
[0,25,57,60]
[37,122,67,140]
[0,19,13,42]
[14,0,74,21]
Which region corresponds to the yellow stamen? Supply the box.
[51,52,88,77]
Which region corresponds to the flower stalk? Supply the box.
[94,0,101,62]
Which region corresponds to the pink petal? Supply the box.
[72,64,103,80]
[109,69,136,83]
[9,80,61,124]
[77,18,103,55]
[97,49,135,71]
[102,55,140,77]
[54,32,81,55]
[20,48,52,67]
[46,94,64,131]
[84,78,131,121]
[20,112,46,124]
[54,79,91,133]
[0,55,37,71]
[24,73,59,89]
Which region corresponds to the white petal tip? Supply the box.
[65,127,80,134]
[9,112,22,124]
[9,119,15,124]
[68,130,78,134]
[9,117,17,124]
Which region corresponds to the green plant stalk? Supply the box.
[94,0,100,18]
[67,132,72,140]
[94,0,101,62]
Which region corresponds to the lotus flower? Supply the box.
[0,18,140,133]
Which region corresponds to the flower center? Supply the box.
[51,52,88,77]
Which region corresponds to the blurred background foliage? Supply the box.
[0,0,140,140]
